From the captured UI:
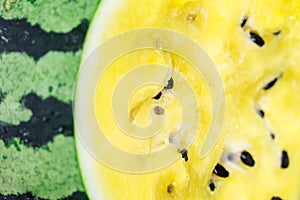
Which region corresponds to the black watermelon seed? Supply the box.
[167,184,174,193]
[240,16,248,27]
[273,30,281,36]
[240,151,255,167]
[256,109,265,118]
[153,91,162,100]
[270,133,275,140]
[250,32,265,47]
[271,197,282,200]
[180,149,188,162]
[154,106,165,115]
[263,78,278,90]
[209,182,215,191]
[281,150,289,169]
[165,77,174,89]
[213,163,229,178]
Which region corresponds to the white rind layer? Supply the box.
[76,0,123,199]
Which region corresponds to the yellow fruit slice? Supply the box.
[75,0,300,199]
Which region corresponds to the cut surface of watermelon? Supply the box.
[76,0,300,199]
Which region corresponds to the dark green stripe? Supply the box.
[0,93,73,147]
[0,191,89,200]
[62,191,89,200]
[0,192,45,199]
[0,17,88,60]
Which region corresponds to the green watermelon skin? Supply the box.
[0,0,100,199]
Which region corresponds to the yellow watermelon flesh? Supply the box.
[75,0,300,199]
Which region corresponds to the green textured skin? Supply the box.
[0,135,84,200]
[0,0,99,33]
[0,0,101,199]
[0,51,81,125]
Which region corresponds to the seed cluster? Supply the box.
[208,18,289,199]
[250,64,287,200]
[240,15,283,47]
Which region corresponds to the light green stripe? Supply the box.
[0,0,100,33]
[0,135,84,200]
[0,51,80,125]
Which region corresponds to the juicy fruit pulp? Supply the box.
[76,0,300,199]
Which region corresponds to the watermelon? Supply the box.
[76,0,300,200]
[0,0,100,199]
